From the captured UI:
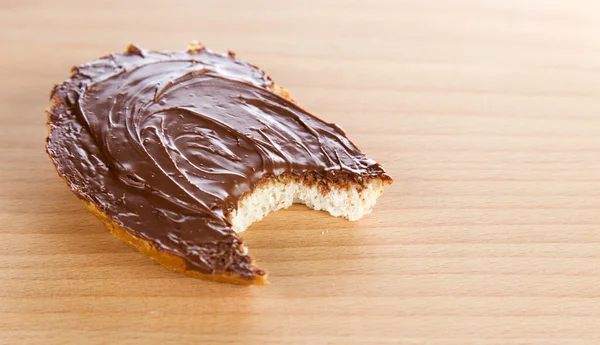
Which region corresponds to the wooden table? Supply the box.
[2,1,600,344]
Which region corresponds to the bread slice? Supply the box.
[46,43,392,285]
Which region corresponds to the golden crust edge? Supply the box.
[80,199,268,285]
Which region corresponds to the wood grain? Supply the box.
[1,0,600,344]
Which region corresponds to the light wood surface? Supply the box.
[2,1,600,344]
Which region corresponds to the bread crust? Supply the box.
[82,198,268,285]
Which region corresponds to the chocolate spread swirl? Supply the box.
[46,45,391,281]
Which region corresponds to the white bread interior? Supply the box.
[229,176,388,233]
